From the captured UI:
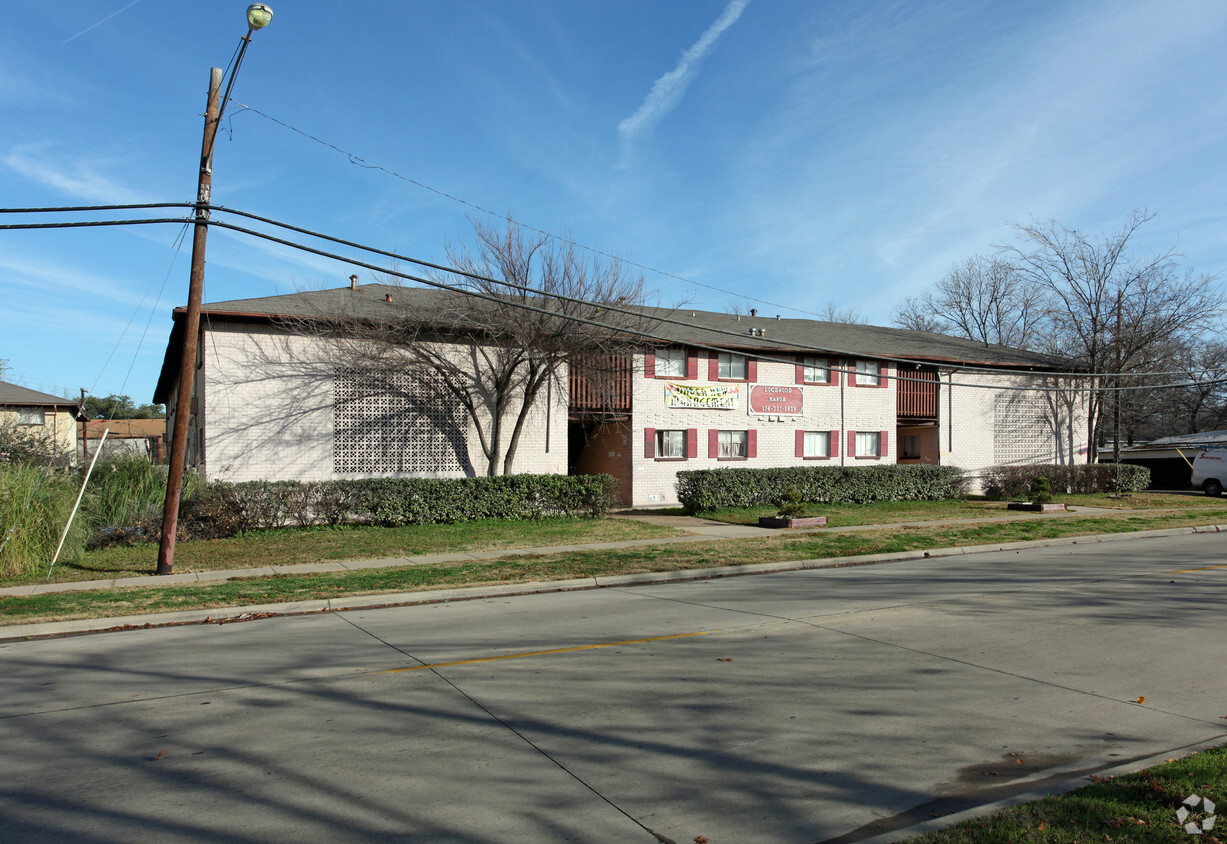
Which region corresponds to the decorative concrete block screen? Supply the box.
[993,390,1052,466]
[333,369,466,474]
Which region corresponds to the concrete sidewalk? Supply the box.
[1,504,1129,598]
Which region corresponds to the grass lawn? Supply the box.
[3,517,687,586]
[911,743,1226,842]
[3,505,1226,625]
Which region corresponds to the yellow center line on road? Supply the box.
[379,631,712,674]
[1167,564,1227,574]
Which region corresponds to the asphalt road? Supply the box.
[2,531,1225,843]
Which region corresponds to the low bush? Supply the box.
[980,463,1150,499]
[675,465,968,514]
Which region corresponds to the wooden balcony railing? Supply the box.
[896,367,938,421]
[569,355,633,417]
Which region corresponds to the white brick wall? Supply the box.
[631,352,897,506]
[197,323,567,482]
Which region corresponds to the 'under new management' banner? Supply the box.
[664,383,740,410]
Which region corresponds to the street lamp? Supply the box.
[157,5,274,576]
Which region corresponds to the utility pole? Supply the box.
[157,67,221,576]
[156,5,273,576]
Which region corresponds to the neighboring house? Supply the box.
[79,419,167,463]
[1109,430,1227,489]
[154,284,1087,506]
[0,380,82,460]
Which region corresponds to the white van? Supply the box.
[1191,450,1227,496]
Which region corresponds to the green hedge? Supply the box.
[177,473,619,536]
[675,465,968,513]
[980,463,1150,499]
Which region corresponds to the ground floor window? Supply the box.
[854,430,882,458]
[15,408,45,426]
[803,430,830,457]
[718,429,747,459]
[657,429,687,458]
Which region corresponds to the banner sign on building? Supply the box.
[749,385,804,415]
[665,383,739,410]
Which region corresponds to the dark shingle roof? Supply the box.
[0,380,79,411]
[155,284,1066,400]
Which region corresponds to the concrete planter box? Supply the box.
[1007,502,1067,512]
[758,515,829,529]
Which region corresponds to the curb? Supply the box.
[3,522,1223,642]
[851,734,1227,843]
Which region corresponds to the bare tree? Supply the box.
[1001,210,1221,457]
[276,217,651,478]
[819,302,866,324]
[892,255,1038,347]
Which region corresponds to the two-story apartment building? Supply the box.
[155,285,1085,506]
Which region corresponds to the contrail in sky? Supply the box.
[62,0,145,45]
[618,0,751,153]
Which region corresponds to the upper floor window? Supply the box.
[802,357,830,384]
[855,360,881,386]
[718,352,747,380]
[657,348,687,378]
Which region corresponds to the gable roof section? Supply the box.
[155,284,1067,401]
[0,380,80,413]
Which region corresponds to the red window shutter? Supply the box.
[686,428,698,458]
[847,430,857,456]
[847,363,856,387]
[879,365,890,389]
[748,359,757,383]
[708,354,719,381]
[831,361,840,387]
[795,361,805,385]
[795,429,805,457]
[830,430,840,457]
[644,352,656,379]
[644,428,656,458]
[880,430,889,456]
[687,352,699,380]
[747,429,757,458]
[709,428,719,458]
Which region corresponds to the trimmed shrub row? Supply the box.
[981,463,1150,499]
[675,465,968,513]
[180,473,620,537]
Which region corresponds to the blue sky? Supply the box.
[3,0,1226,402]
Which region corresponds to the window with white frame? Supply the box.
[855,431,881,457]
[855,360,880,386]
[656,429,687,459]
[718,429,748,458]
[718,352,747,380]
[803,430,830,458]
[15,408,46,426]
[656,347,687,378]
[802,357,830,384]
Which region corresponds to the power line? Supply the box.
[4,205,1225,394]
[231,102,839,320]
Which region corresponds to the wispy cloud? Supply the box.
[61,0,144,45]
[3,146,144,204]
[617,0,750,159]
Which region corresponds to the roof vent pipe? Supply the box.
[349,274,359,290]
[385,294,392,303]
[776,314,781,320]
[750,308,758,317]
